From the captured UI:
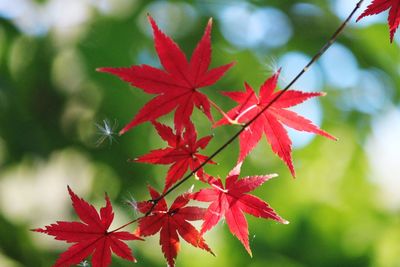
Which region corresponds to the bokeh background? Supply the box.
[1,0,400,266]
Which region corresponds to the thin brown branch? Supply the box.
[115,0,366,231]
[159,0,365,200]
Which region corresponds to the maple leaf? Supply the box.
[357,0,400,42]
[135,187,214,267]
[98,15,234,135]
[215,70,337,177]
[191,163,288,256]
[33,186,142,267]
[134,121,214,192]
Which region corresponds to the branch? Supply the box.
[160,0,365,199]
[115,0,366,231]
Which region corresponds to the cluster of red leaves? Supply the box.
[34,14,331,267]
[35,14,333,267]
[131,164,286,266]
[36,2,398,264]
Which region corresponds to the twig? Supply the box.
[159,0,365,201]
[116,0,365,230]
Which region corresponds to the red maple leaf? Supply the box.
[357,0,400,42]
[134,121,214,192]
[33,186,142,267]
[98,15,234,135]
[215,70,336,177]
[135,187,214,267]
[191,164,288,256]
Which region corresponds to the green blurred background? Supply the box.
[0,0,400,266]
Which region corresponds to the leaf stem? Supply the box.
[208,98,242,125]
[110,218,140,233]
